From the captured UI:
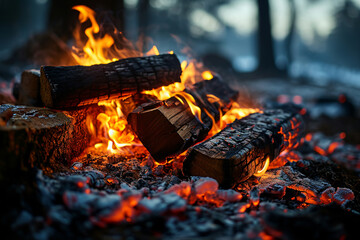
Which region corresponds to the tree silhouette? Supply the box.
[256,0,276,74]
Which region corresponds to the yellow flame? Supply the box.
[74,5,260,155]
[175,92,203,123]
[253,157,270,177]
[220,102,260,126]
[201,71,213,80]
[71,5,160,67]
[72,5,114,65]
[146,46,160,56]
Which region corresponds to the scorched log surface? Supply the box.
[128,77,238,163]
[40,54,182,109]
[183,107,305,188]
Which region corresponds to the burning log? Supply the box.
[183,107,305,188]
[0,104,102,180]
[127,77,238,162]
[40,54,182,109]
[119,94,157,118]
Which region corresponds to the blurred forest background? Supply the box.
[0,0,360,88]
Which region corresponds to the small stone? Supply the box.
[332,188,355,205]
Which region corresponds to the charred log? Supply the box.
[183,107,305,188]
[40,54,182,109]
[0,104,102,181]
[127,77,238,163]
[119,94,157,118]
[17,69,42,106]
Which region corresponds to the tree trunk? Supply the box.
[183,106,305,188]
[256,0,277,73]
[283,0,296,73]
[40,54,182,109]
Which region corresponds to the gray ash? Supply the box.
[1,132,360,240]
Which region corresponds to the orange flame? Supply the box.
[72,5,259,157]
[71,5,148,66]
[71,5,159,153]
[208,101,261,136]
[201,71,213,80]
[72,5,115,65]
[253,157,270,177]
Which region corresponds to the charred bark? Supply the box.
[127,77,238,163]
[119,94,157,118]
[0,104,102,181]
[40,54,182,109]
[183,107,305,188]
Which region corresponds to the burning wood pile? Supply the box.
[1,5,360,240]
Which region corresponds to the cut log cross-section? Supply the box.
[40,54,182,109]
[127,77,238,163]
[183,107,305,188]
[0,104,102,181]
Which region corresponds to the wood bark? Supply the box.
[0,104,102,181]
[40,54,182,109]
[183,107,305,188]
[127,77,238,163]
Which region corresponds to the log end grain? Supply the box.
[127,99,188,162]
[18,69,42,106]
[128,77,238,163]
[40,66,54,108]
[0,104,102,181]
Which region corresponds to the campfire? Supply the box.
[1,4,360,240]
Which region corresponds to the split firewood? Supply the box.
[0,104,102,180]
[40,54,182,109]
[17,69,42,106]
[183,106,305,188]
[127,77,238,162]
[119,94,157,118]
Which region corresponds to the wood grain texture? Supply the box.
[128,77,238,163]
[0,104,102,180]
[183,107,305,188]
[40,54,182,109]
[18,70,42,106]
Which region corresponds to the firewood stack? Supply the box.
[1,53,306,187]
[40,54,182,108]
[127,76,239,162]
[1,54,182,177]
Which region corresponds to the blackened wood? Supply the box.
[17,70,42,106]
[119,94,157,118]
[0,104,102,181]
[127,77,238,163]
[183,107,305,188]
[40,54,182,109]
